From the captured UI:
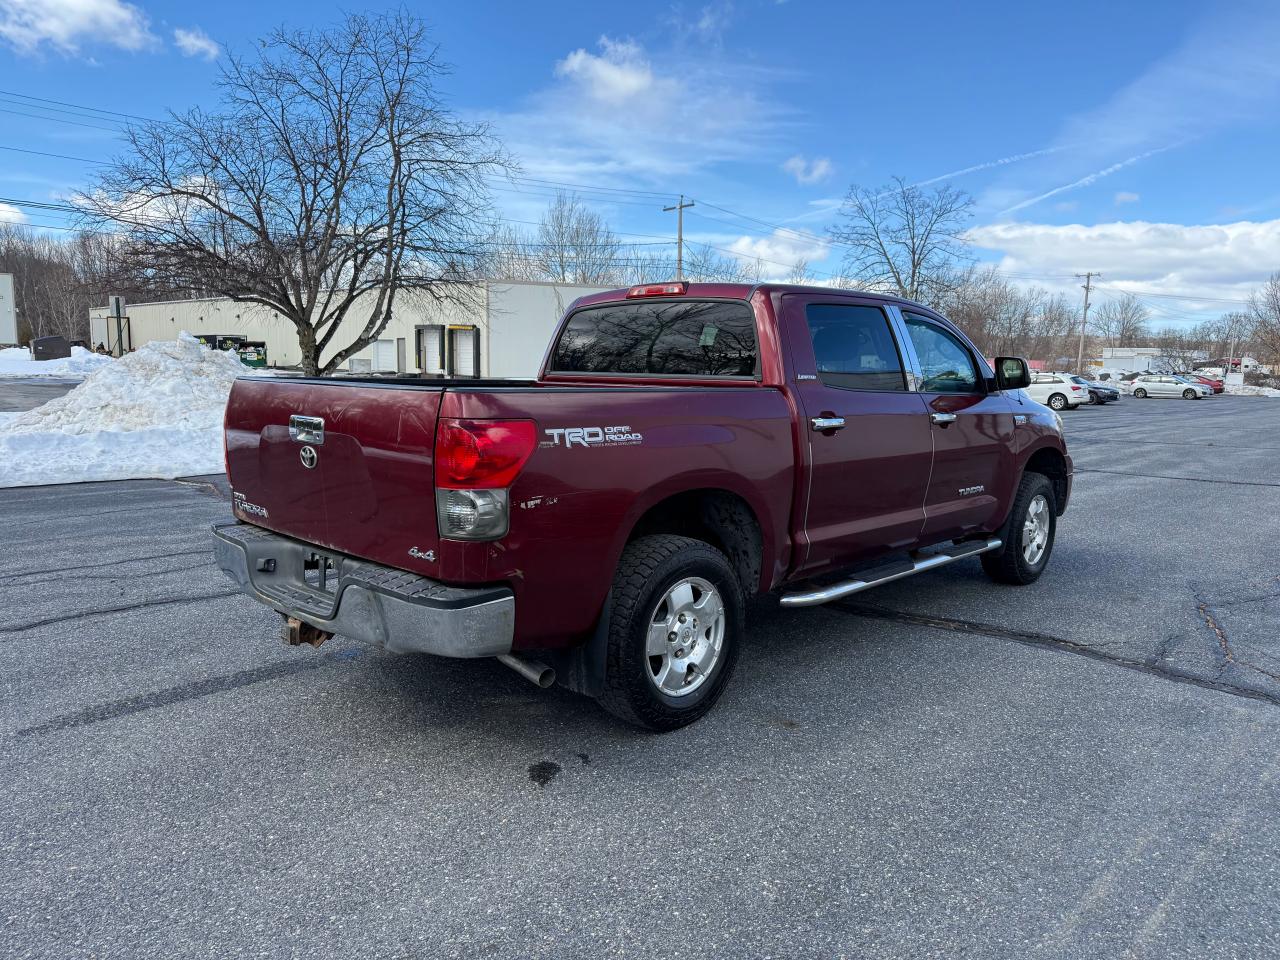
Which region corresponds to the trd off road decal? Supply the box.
[543,425,644,448]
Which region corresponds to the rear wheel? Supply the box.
[1183,388,1196,399]
[598,535,744,731]
[1047,393,1068,411]
[981,472,1056,585]
[1133,387,1147,398]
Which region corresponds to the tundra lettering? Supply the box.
[215,282,1071,731]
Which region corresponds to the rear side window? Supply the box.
[550,299,758,377]
[804,304,906,391]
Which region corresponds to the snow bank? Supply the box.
[0,333,269,487]
[0,345,115,379]
[1225,384,1280,398]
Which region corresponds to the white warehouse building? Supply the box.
[89,279,611,378]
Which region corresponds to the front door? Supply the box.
[781,295,935,576]
[899,311,1015,541]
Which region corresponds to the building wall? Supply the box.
[88,280,612,374]
[485,281,611,378]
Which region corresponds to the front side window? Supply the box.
[804,303,906,391]
[902,314,980,394]
[550,299,757,377]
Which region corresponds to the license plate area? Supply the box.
[302,551,341,596]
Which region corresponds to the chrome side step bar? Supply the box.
[779,538,1003,608]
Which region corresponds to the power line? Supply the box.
[0,88,151,122]
[0,144,107,164]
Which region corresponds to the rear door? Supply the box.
[781,294,934,574]
[898,309,1015,541]
[224,378,446,574]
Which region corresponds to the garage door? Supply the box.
[449,327,479,377]
[372,339,397,372]
[418,326,445,374]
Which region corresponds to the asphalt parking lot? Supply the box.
[2,395,1278,959]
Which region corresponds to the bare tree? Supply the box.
[1090,293,1150,346]
[535,193,625,284]
[829,176,973,302]
[79,11,506,376]
[1248,273,1280,368]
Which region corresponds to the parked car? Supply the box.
[214,282,1072,730]
[1069,375,1119,404]
[1130,374,1212,399]
[1025,372,1089,410]
[1176,372,1224,393]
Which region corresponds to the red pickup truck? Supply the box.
[214,282,1071,730]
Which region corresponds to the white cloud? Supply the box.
[781,155,832,186]
[724,228,828,273]
[967,217,1280,310]
[693,2,733,43]
[173,26,218,61]
[555,37,654,104]
[0,0,155,55]
[1114,191,1140,205]
[489,36,788,187]
[0,202,27,224]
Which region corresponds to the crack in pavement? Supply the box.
[1075,468,1280,489]
[13,648,365,737]
[0,589,245,636]
[0,559,215,587]
[0,549,211,583]
[834,600,1280,708]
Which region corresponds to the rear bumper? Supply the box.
[212,522,514,658]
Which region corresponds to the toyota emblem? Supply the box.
[299,445,318,469]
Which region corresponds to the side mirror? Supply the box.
[995,356,1031,390]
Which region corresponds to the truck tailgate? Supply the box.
[224,378,445,571]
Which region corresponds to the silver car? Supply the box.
[1130,374,1212,399]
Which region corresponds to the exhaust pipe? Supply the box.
[497,654,556,689]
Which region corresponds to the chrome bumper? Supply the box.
[212,522,514,658]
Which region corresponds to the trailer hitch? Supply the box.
[280,615,333,648]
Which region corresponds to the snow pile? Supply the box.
[0,345,116,379]
[1225,383,1280,398]
[0,332,268,487]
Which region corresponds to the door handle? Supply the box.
[810,416,846,432]
[289,414,325,444]
[929,412,957,425]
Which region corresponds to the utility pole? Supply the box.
[663,195,695,280]
[1075,271,1098,374]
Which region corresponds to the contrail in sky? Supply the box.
[912,146,1071,187]
[998,145,1175,215]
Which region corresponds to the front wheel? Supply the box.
[598,535,744,731]
[1048,393,1068,411]
[1183,389,1197,399]
[1133,388,1147,398]
[981,472,1056,585]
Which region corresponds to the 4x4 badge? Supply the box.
[299,446,318,469]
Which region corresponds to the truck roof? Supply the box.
[570,282,933,313]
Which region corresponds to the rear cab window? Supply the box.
[550,299,758,377]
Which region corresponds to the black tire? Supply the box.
[1047,393,1068,411]
[1133,388,1147,398]
[597,535,744,732]
[1183,388,1196,399]
[981,472,1057,585]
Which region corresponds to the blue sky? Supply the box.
[3,0,1280,325]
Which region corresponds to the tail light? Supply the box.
[434,419,536,540]
[627,282,686,298]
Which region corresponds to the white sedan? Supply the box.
[1130,375,1212,399]
[1024,373,1089,411]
